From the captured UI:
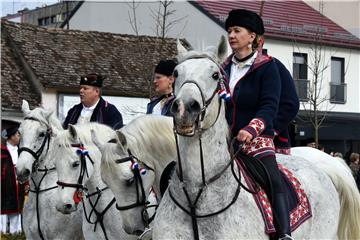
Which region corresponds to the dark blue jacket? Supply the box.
[223,53,281,138]
[146,94,175,117]
[273,58,299,134]
[273,58,299,148]
[63,97,123,130]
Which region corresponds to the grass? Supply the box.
[0,232,26,240]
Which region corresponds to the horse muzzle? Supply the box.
[56,202,77,214]
[171,98,201,136]
[16,168,31,183]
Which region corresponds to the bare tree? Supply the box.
[150,0,187,39]
[292,1,350,147]
[127,0,140,36]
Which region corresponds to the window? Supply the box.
[293,53,309,101]
[50,15,56,24]
[330,57,346,103]
[38,18,43,26]
[43,17,50,25]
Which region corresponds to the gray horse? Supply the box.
[16,100,83,240]
[152,37,360,239]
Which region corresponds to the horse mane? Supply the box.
[26,107,63,130]
[120,115,175,167]
[55,123,115,153]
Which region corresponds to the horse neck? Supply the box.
[128,134,175,197]
[178,107,231,186]
[84,147,107,193]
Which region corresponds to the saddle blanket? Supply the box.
[236,160,312,234]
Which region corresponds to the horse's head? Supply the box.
[93,128,155,235]
[171,36,228,136]
[17,100,61,182]
[54,124,99,214]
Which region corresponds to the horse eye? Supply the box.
[39,132,45,138]
[72,161,80,168]
[126,178,134,186]
[173,70,178,78]
[212,72,219,80]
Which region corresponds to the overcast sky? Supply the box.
[1,0,58,17]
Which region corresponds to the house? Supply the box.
[55,1,360,153]
[2,1,78,28]
[2,1,360,153]
[1,19,184,129]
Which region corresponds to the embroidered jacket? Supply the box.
[63,97,123,129]
[146,94,175,117]
[223,53,281,139]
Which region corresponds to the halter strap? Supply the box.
[56,144,94,190]
[18,117,52,172]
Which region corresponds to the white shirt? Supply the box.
[77,99,100,125]
[7,142,18,166]
[152,102,162,115]
[229,51,258,94]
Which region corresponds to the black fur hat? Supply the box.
[80,73,105,88]
[154,60,177,76]
[225,9,265,35]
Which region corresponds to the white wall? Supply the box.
[58,94,148,125]
[264,39,360,113]
[69,1,227,51]
[42,89,58,112]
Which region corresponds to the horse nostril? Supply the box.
[188,99,201,113]
[64,204,73,210]
[171,100,179,114]
[24,169,30,177]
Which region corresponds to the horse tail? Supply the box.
[317,160,360,240]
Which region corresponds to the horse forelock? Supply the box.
[177,50,218,65]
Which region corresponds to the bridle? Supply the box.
[56,143,120,240]
[18,117,53,172]
[113,149,156,229]
[170,56,243,240]
[18,116,55,240]
[56,143,94,202]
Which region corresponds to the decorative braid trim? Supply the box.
[243,118,266,138]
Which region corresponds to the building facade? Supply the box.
[2,1,359,154]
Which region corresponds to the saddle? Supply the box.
[236,158,312,234]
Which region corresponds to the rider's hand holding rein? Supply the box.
[237,129,253,143]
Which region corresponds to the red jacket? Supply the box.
[1,144,26,214]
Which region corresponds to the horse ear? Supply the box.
[116,130,127,149]
[91,129,104,152]
[216,35,228,63]
[68,124,77,140]
[177,39,188,58]
[21,100,31,115]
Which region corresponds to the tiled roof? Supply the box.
[1,19,181,112]
[192,1,360,49]
[1,26,41,111]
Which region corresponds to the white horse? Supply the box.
[93,115,176,235]
[152,37,360,239]
[52,122,136,240]
[16,100,83,240]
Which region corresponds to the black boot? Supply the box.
[272,193,292,240]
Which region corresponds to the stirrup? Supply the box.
[279,234,293,240]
